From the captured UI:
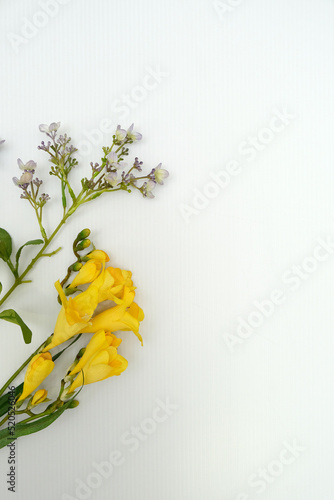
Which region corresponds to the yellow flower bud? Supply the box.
[18,353,54,402]
[75,239,91,251]
[70,250,110,288]
[31,389,48,406]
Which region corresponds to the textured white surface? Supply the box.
[0,0,334,498]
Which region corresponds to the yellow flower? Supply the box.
[80,298,144,345]
[31,389,48,406]
[91,266,135,304]
[71,250,110,288]
[18,353,54,402]
[45,257,144,351]
[68,330,127,393]
[44,280,100,350]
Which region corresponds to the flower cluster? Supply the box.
[0,121,168,447]
[15,243,143,410]
[82,122,169,199]
[10,122,168,244]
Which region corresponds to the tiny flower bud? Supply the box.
[77,228,91,241]
[76,239,91,251]
[68,400,80,409]
[70,262,83,272]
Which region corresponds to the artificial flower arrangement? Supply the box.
[0,123,168,448]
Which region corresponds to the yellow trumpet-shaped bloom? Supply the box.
[31,389,48,406]
[44,280,100,350]
[91,266,134,305]
[71,250,110,288]
[68,330,127,393]
[18,353,54,402]
[81,298,144,345]
[45,257,144,351]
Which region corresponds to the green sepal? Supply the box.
[0,309,32,344]
[0,228,12,261]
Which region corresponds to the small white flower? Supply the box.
[107,151,117,165]
[115,125,126,142]
[127,123,142,142]
[105,172,118,187]
[17,158,37,171]
[13,171,33,186]
[39,122,61,134]
[107,151,127,170]
[153,163,169,185]
[142,180,156,199]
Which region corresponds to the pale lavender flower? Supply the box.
[105,172,118,187]
[13,171,33,186]
[152,163,169,185]
[115,125,127,143]
[39,122,61,134]
[141,180,156,199]
[17,158,36,171]
[107,151,127,169]
[127,124,142,142]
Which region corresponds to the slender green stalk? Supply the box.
[0,205,76,309]
[18,410,50,425]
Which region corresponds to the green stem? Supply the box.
[0,204,79,309]
[18,410,50,425]
[64,178,76,202]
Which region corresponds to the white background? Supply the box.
[0,0,334,498]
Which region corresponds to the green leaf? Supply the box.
[0,384,23,418]
[0,228,12,261]
[0,399,74,449]
[0,309,32,344]
[15,239,43,269]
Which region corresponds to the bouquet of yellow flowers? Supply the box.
[0,122,168,447]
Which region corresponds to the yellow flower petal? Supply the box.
[31,389,48,406]
[18,353,54,401]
